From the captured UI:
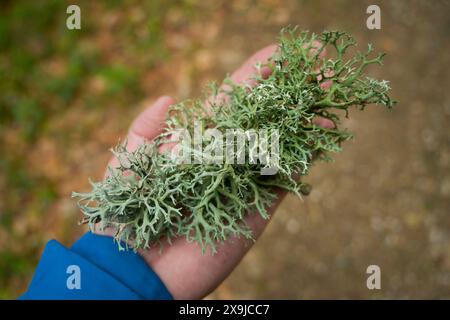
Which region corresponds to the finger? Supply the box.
[313,117,335,129]
[309,40,327,59]
[318,69,335,90]
[229,44,278,85]
[205,44,278,116]
[230,40,325,87]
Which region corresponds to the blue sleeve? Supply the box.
[20,232,173,300]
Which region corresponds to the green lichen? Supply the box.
[73,28,396,254]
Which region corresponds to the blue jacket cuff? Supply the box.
[20,232,173,300]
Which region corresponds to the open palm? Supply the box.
[96,45,333,299]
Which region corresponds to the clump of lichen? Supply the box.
[73,29,396,254]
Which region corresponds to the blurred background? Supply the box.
[0,0,449,299]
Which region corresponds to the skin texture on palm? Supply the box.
[97,44,334,299]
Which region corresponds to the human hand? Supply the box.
[96,44,334,299]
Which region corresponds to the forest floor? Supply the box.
[0,0,449,298]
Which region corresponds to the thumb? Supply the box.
[127,95,176,151]
[105,95,176,176]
